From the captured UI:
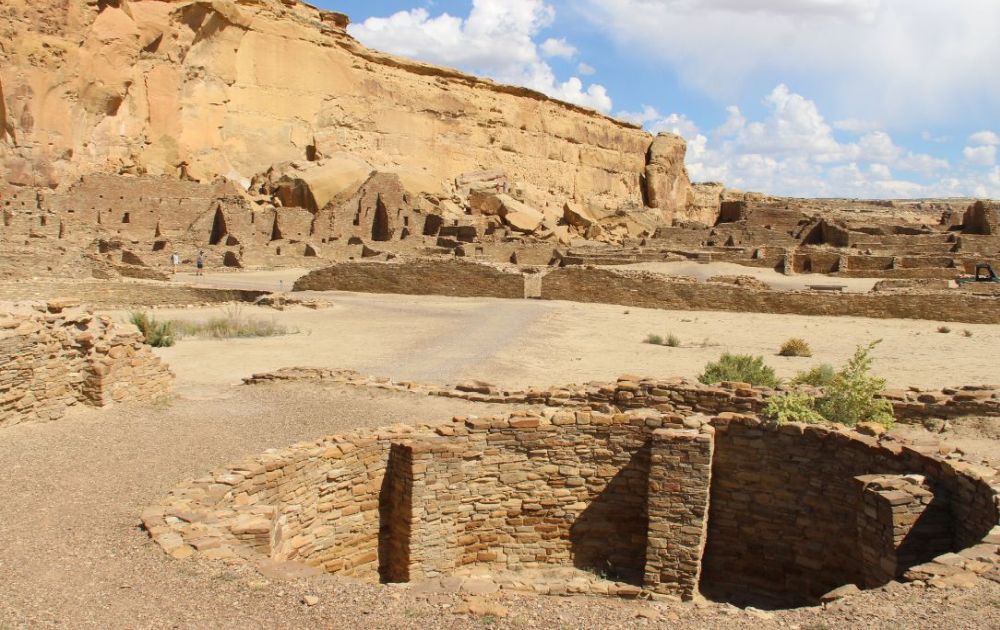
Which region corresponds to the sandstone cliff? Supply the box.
[0,0,690,223]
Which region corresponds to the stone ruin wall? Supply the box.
[541,267,1000,324]
[293,259,528,299]
[291,260,1000,324]
[144,399,1000,605]
[0,300,174,428]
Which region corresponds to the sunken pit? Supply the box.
[145,383,1000,609]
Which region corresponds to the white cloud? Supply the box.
[576,62,596,75]
[964,145,997,167]
[580,0,1000,126]
[540,37,576,59]
[969,130,1000,146]
[349,0,612,112]
[833,118,881,133]
[630,84,973,198]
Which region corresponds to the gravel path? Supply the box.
[2,380,999,629]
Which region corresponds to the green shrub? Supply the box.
[778,337,812,357]
[665,333,681,347]
[644,334,664,346]
[765,391,825,424]
[129,311,175,348]
[769,341,894,429]
[815,341,894,429]
[699,353,779,388]
[791,363,837,387]
[645,333,681,347]
[171,305,294,340]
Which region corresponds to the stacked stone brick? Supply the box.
[145,386,1000,605]
[0,300,173,428]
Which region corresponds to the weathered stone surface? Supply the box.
[644,134,692,221]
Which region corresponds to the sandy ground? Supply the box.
[132,292,999,392]
[619,260,882,292]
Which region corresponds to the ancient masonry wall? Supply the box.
[702,416,999,607]
[293,260,527,299]
[540,267,1000,324]
[0,280,269,309]
[145,405,1000,604]
[0,301,174,428]
[290,260,1000,323]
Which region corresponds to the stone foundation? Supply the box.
[1,301,174,428]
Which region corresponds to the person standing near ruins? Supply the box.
[170,252,180,274]
[196,251,205,277]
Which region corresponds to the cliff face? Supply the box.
[0,0,685,219]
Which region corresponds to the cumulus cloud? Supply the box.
[580,0,1000,125]
[540,37,577,59]
[576,62,596,75]
[964,145,997,167]
[626,84,981,198]
[349,0,612,112]
[969,131,1000,146]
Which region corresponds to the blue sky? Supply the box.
[316,1,1000,199]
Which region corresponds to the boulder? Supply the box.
[563,202,598,228]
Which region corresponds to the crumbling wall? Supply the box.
[0,300,173,428]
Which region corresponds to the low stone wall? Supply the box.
[292,260,526,299]
[1,301,174,428]
[145,404,1000,606]
[0,280,268,309]
[541,267,1000,324]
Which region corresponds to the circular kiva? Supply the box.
[144,403,1000,609]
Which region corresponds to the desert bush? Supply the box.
[171,305,295,340]
[665,333,681,347]
[699,353,779,388]
[791,363,837,387]
[778,337,812,357]
[815,341,894,428]
[129,311,175,348]
[963,329,973,337]
[644,334,664,346]
[769,341,894,429]
[937,325,951,334]
[765,391,825,424]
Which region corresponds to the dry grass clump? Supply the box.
[778,338,812,357]
[171,305,297,340]
[644,333,681,347]
[129,311,175,348]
